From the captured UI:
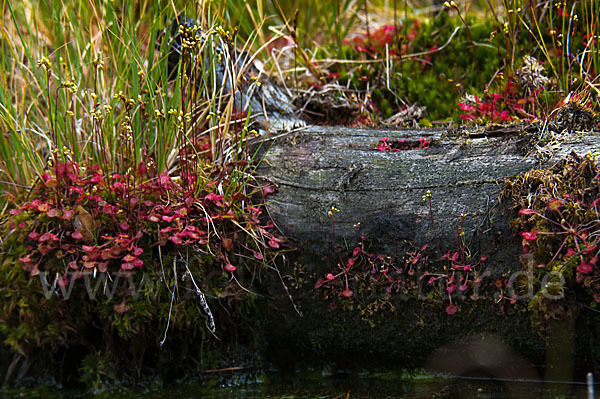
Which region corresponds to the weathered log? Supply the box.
[255,125,600,373]
[257,125,600,258]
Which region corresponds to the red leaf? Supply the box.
[46,208,60,218]
[547,199,563,211]
[224,263,237,272]
[114,300,131,314]
[577,262,593,274]
[170,236,183,245]
[62,209,75,221]
[262,184,276,197]
[222,237,233,251]
[521,231,538,241]
[39,232,59,242]
[18,254,33,263]
[158,173,171,186]
[57,275,69,287]
[121,262,134,270]
[445,304,458,315]
[204,192,224,202]
[519,208,537,215]
[83,260,97,269]
[28,231,40,241]
[315,278,326,289]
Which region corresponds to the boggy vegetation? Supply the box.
[0,0,288,388]
[0,0,600,390]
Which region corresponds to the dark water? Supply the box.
[0,373,592,399]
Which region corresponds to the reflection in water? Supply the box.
[149,375,590,399]
[0,373,591,399]
[426,335,540,399]
[1,334,593,399]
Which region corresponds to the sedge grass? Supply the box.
[1,0,600,204]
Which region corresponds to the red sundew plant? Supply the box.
[517,195,600,291]
[375,137,430,151]
[314,229,489,316]
[504,152,600,330]
[314,207,414,306]
[315,206,488,316]
[0,12,295,374]
[420,212,488,315]
[458,80,541,123]
[8,157,281,311]
[314,230,421,307]
[348,21,423,58]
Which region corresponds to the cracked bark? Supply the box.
[256,125,600,259]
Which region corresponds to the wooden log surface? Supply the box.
[256,125,600,258]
